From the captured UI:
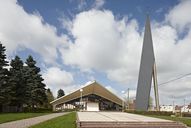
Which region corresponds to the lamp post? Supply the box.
[121,91,125,112]
[80,89,83,110]
[127,88,130,110]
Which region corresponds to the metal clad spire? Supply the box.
[135,15,155,111]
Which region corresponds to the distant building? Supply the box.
[181,104,191,113]
[160,105,175,112]
[128,100,136,110]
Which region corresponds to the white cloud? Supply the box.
[77,0,87,11]
[59,9,141,81]
[1,0,191,105]
[61,10,141,77]
[166,0,191,31]
[105,85,118,96]
[0,0,68,65]
[120,89,137,102]
[42,67,74,96]
[60,0,191,105]
[92,0,105,9]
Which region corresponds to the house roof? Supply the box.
[50,81,122,106]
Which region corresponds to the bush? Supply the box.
[182,112,191,117]
[55,108,76,113]
[125,110,173,116]
[23,107,52,113]
[175,112,181,117]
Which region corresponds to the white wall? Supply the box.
[160,105,174,112]
[87,102,99,111]
[181,106,191,112]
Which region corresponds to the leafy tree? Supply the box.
[9,56,25,111]
[57,89,65,98]
[148,97,153,110]
[24,55,47,109]
[44,88,54,108]
[46,88,54,102]
[0,42,9,111]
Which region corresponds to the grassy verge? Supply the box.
[126,110,191,126]
[0,113,50,124]
[148,115,191,127]
[30,112,76,128]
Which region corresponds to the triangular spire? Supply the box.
[135,15,157,111]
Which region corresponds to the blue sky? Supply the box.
[18,0,178,31]
[1,0,191,106]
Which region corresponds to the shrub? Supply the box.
[23,107,52,113]
[182,112,191,117]
[125,110,173,116]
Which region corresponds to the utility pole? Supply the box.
[184,98,186,112]
[172,96,175,113]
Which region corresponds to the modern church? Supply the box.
[50,81,123,111]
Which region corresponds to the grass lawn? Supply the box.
[30,112,76,128]
[148,115,191,127]
[0,113,50,124]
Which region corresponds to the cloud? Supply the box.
[61,10,141,77]
[121,89,136,99]
[77,0,87,11]
[1,0,191,105]
[0,0,68,65]
[42,67,74,96]
[60,0,191,105]
[166,0,191,31]
[92,0,105,9]
[105,85,119,96]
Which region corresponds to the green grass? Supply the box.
[148,115,191,126]
[30,112,76,128]
[0,113,50,124]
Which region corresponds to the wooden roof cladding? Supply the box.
[50,81,122,106]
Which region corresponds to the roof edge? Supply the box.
[94,81,123,102]
[50,80,96,104]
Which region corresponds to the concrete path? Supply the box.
[77,112,187,128]
[0,112,69,128]
[77,112,172,122]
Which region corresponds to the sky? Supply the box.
[1,0,191,106]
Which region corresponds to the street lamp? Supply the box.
[121,91,125,112]
[127,88,130,110]
[80,89,83,110]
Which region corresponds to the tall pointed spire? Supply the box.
[135,15,159,111]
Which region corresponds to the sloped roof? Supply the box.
[50,81,122,106]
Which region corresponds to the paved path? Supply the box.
[0,112,69,128]
[77,112,172,122]
[77,112,187,128]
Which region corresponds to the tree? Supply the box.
[0,42,9,111]
[57,89,65,98]
[46,88,54,102]
[9,56,25,111]
[44,88,54,108]
[148,97,153,110]
[24,55,47,109]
